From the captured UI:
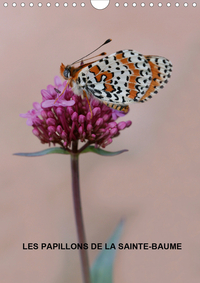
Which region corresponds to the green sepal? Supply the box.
[90,220,124,283]
[13,147,70,157]
[82,145,128,156]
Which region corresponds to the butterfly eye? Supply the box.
[63,67,71,79]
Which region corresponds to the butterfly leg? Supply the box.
[83,90,93,118]
[54,81,70,104]
[103,102,129,113]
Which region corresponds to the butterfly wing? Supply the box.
[76,50,172,105]
[139,55,173,102]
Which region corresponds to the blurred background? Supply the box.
[1,1,200,282]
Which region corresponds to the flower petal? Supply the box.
[112,109,128,120]
[26,118,33,126]
[41,100,54,108]
[33,102,42,112]
[54,76,63,87]
[60,100,75,107]
[41,89,52,100]
[47,84,57,95]
[19,113,29,118]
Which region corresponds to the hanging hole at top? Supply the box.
[91,0,110,10]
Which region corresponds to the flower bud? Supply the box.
[103,114,110,122]
[63,141,68,147]
[92,99,100,107]
[56,125,62,134]
[47,111,54,118]
[86,112,92,121]
[67,106,74,116]
[56,107,64,116]
[105,138,113,146]
[71,112,78,121]
[96,118,104,126]
[102,104,109,111]
[92,107,101,116]
[126,120,132,127]
[61,131,67,139]
[118,121,126,130]
[34,118,42,126]
[41,110,48,119]
[48,126,56,134]
[110,127,118,136]
[32,128,40,136]
[78,126,83,134]
[78,114,85,124]
[87,124,92,131]
[108,122,117,128]
[46,118,56,126]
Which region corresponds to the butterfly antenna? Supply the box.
[78,52,107,63]
[71,39,112,65]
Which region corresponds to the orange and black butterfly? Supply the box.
[57,39,172,113]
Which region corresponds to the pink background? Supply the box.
[1,1,200,282]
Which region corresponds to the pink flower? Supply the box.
[41,76,75,108]
[20,102,42,126]
[20,76,132,149]
[112,108,129,121]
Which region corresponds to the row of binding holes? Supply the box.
[3,2,198,7]
[116,2,197,7]
[3,2,86,7]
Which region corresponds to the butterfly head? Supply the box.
[60,39,112,81]
[60,63,72,80]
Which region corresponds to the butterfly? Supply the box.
[57,39,172,114]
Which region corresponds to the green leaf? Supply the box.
[14,146,128,157]
[91,220,124,283]
[13,147,70,157]
[82,146,128,156]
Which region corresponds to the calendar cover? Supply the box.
[1,1,200,283]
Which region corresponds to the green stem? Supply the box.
[71,141,91,283]
[78,141,91,154]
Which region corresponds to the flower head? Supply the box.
[20,76,132,150]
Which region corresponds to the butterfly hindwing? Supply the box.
[139,55,173,102]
